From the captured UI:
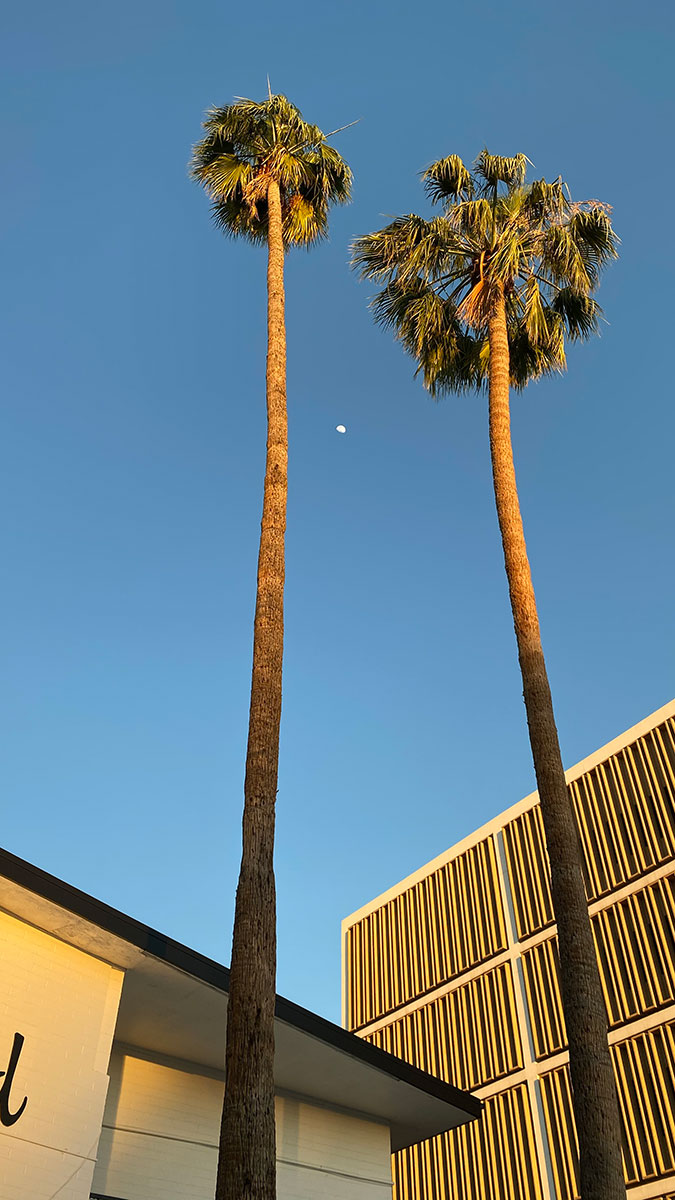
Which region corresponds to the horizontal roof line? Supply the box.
[0,845,481,1121]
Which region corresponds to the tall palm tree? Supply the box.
[352,153,622,1200]
[191,94,351,1200]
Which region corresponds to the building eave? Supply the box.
[0,845,481,1152]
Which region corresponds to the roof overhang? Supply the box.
[0,847,481,1151]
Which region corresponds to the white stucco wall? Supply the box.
[276,1097,392,1198]
[92,1047,393,1199]
[0,911,123,1200]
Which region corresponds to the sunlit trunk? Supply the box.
[487,288,626,1200]
[217,177,286,1200]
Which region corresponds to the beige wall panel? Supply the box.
[94,1125,217,1200]
[103,1048,222,1142]
[93,1050,220,1200]
[0,1136,106,1200]
[276,1161,391,1198]
[276,1095,391,1182]
[93,1050,392,1200]
[0,911,122,1200]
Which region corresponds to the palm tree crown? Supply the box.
[352,150,618,391]
[190,93,352,245]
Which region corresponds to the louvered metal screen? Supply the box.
[522,872,675,1060]
[503,719,675,941]
[346,836,507,1029]
[539,1021,675,1197]
[366,960,523,1093]
[393,1085,543,1200]
[344,709,675,1200]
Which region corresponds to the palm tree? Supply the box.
[191,94,351,1200]
[352,153,622,1200]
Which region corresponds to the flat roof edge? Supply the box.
[0,846,480,1123]
[0,845,231,990]
[274,990,482,1119]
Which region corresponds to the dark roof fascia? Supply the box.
[274,988,482,1117]
[0,846,482,1121]
[0,846,230,988]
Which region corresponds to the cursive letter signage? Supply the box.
[0,1033,28,1126]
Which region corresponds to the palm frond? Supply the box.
[491,231,526,286]
[351,216,461,283]
[423,155,474,206]
[372,278,446,347]
[446,198,494,243]
[508,313,566,388]
[283,193,326,245]
[301,143,353,206]
[191,152,253,200]
[369,277,483,394]
[568,207,619,287]
[211,197,268,243]
[551,288,601,340]
[541,223,591,291]
[520,277,549,344]
[431,330,487,395]
[474,150,529,193]
[523,177,568,222]
[273,148,313,189]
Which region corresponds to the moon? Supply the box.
[336,425,347,434]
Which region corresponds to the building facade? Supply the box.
[0,849,479,1200]
[342,701,675,1200]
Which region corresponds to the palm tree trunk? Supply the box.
[487,289,626,1200]
[217,178,286,1200]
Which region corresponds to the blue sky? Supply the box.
[2,0,673,1023]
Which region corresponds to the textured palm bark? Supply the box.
[217,178,286,1200]
[487,290,626,1200]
